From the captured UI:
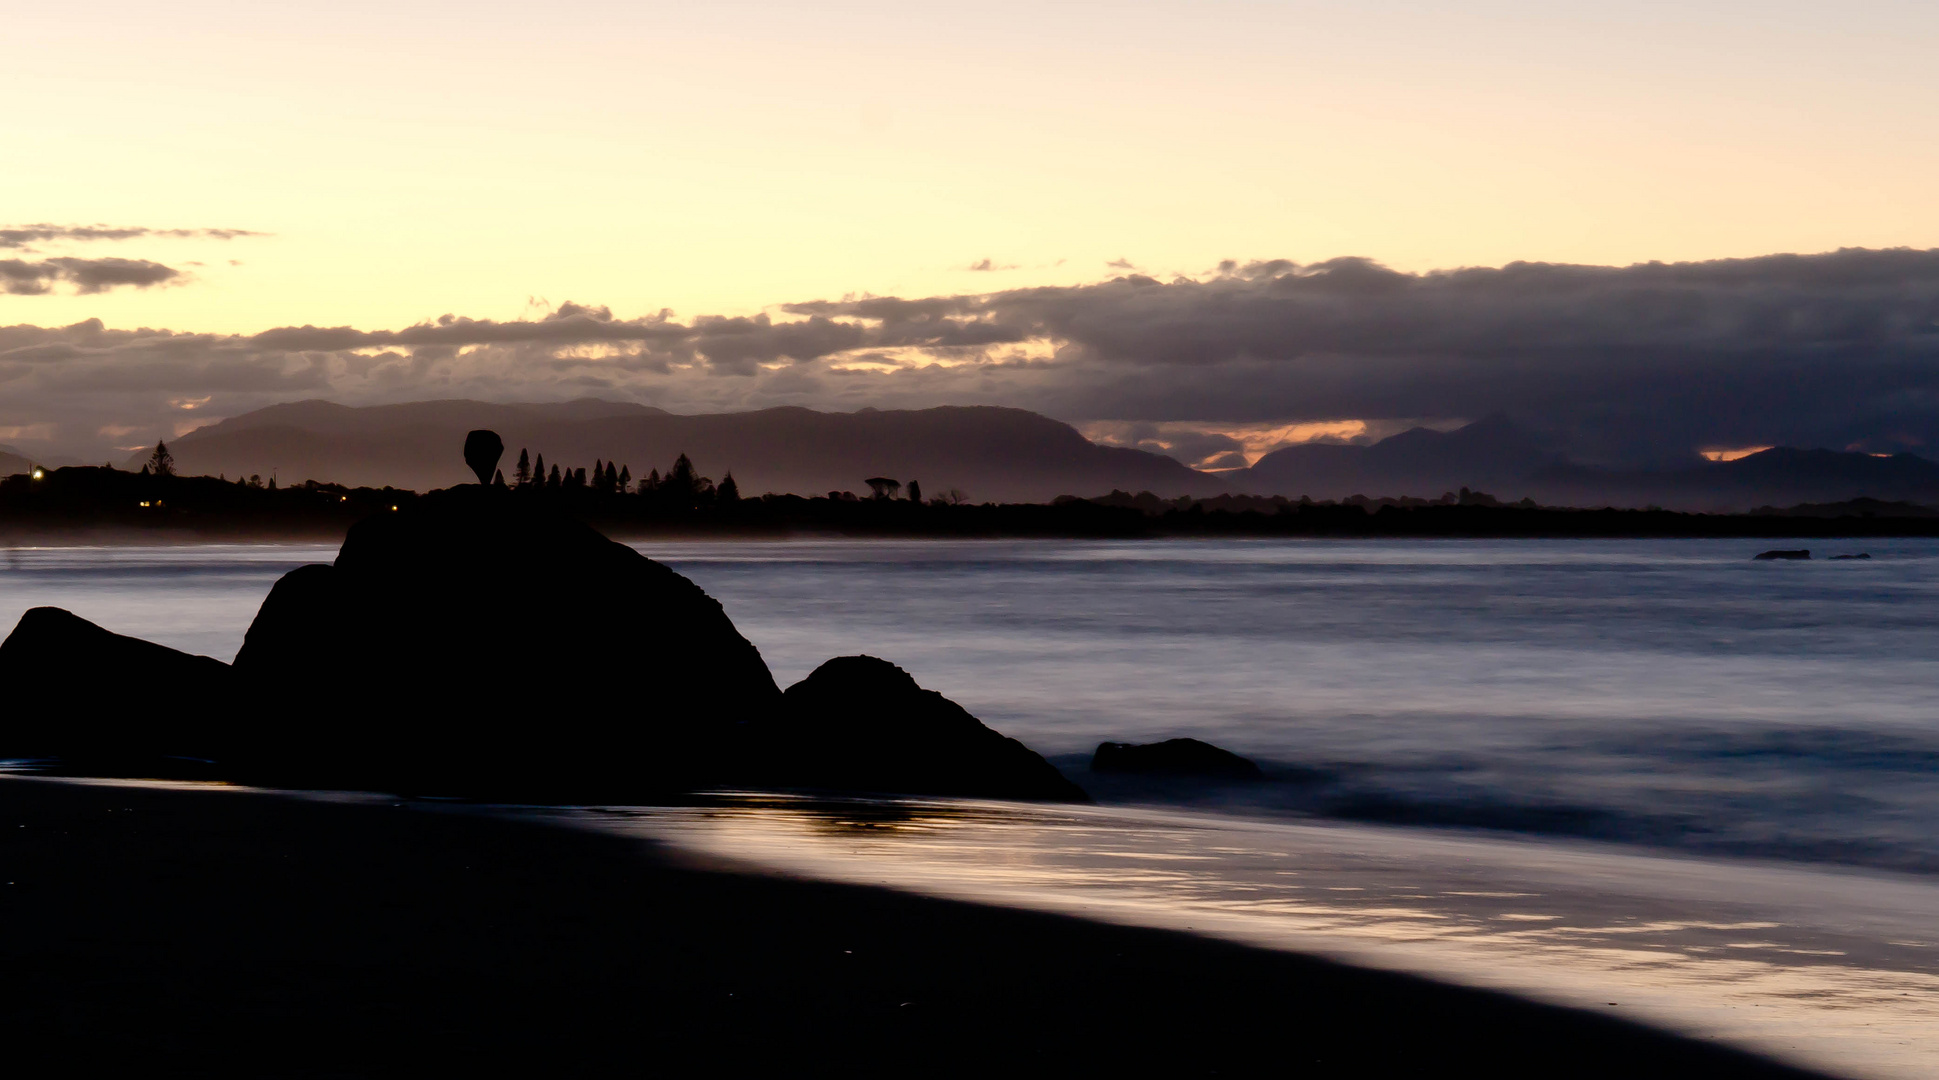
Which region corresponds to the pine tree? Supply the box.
[548,463,561,488]
[618,465,631,494]
[907,479,922,503]
[534,453,546,489]
[593,460,604,492]
[604,462,618,492]
[148,440,174,477]
[515,448,531,487]
[718,472,740,503]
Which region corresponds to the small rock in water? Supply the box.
[1091,737,1263,780]
[1751,549,1810,561]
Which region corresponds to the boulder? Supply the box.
[0,606,236,770]
[230,483,781,797]
[1091,737,1263,780]
[762,655,1087,802]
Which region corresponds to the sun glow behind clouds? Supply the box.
[1700,446,1775,462]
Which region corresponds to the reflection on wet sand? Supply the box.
[564,795,1939,1080]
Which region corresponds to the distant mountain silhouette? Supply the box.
[0,443,38,476]
[1234,417,1939,511]
[152,399,1226,502]
[1531,448,1939,511]
[1237,414,1558,500]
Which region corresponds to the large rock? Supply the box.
[0,606,236,770]
[763,655,1087,802]
[230,485,781,797]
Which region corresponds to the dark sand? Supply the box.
[0,777,1828,1077]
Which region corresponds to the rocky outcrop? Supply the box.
[229,484,781,797]
[1752,549,1810,560]
[1091,737,1263,780]
[762,656,1087,802]
[0,606,235,769]
[3,433,1088,804]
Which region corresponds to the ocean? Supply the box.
[9,536,1939,1075]
[4,536,1937,873]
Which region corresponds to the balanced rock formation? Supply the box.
[0,606,236,770]
[763,655,1087,802]
[230,483,781,797]
[1091,737,1263,780]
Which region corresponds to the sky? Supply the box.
[5,0,1939,465]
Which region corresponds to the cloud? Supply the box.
[966,258,1018,272]
[0,257,182,295]
[0,225,267,250]
[4,248,1939,466]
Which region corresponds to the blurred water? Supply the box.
[4,537,1937,871]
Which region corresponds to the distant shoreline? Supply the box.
[6,465,1939,544]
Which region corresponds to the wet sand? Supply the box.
[0,777,1824,1077]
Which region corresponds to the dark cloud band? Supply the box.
[2,247,1937,466]
[0,258,182,295]
[0,225,267,250]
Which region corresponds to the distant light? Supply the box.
[30,469,43,480]
[340,496,347,502]
[390,505,398,511]
[139,501,150,508]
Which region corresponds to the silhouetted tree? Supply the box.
[718,472,740,503]
[593,459,605,493]
[573,467,587,489]
[644,467,660,492]
[493,468,506,488]
[267,476,277,491]
[148,441,174,477]
[907,479,921,503]
[604,461,619,493]
[514,448,531,487]
[548,463,562,488]
[865,476,901,500]
[618,465,631,493]
[667,453,697,495]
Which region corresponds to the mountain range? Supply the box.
[107,399,1939,511]
[146,400,1225,503]
[1232,416,1939,510]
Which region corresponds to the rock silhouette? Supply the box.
[761,655,1087,802]
[0,606,235,770]
[1,434,1092,804]
[1752,549,1811,560]
[230,484,782,797]
[1091,737,1264,780]
[463,429,504,487]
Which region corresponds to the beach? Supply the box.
[0,776,1821,1076]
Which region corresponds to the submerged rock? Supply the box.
[232,483,781,797]
[762,655,1087,802]
[1752,549,1811,561]
[1091,737,1263,780]
[0,606,235,769]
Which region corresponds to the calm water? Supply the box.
[4,537,1938,872]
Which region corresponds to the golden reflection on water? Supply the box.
[566,794,1939,1080]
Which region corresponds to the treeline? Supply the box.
[498,447,949,510]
